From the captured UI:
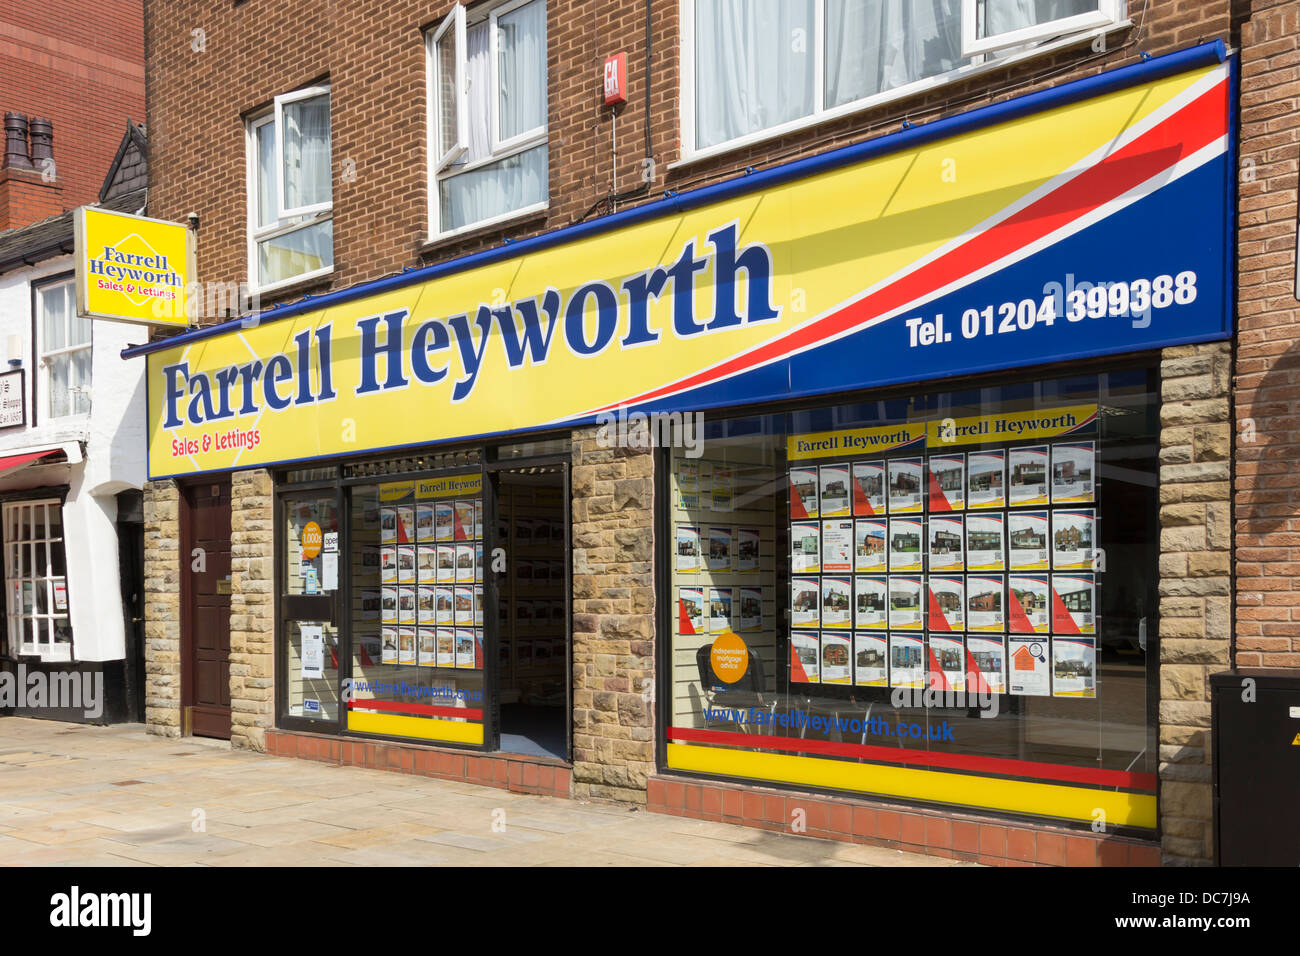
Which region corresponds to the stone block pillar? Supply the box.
[143,479,182,737]
[1157,341,1233,864]
[570,427,656,803]
[230,469,275,751]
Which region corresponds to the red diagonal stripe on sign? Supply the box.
[596,77,1228,413]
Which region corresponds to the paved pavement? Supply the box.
[0,717,968,867]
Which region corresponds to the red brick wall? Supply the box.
[1235,0,1300,670]
[142,0,1233,318]
[0,168,65,228]
[0,0,144,225]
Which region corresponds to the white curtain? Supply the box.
[465,19,493,162]
[259,219,333,286]
[983,0,1098,38]
[282,93,331,210]
[440,8,547,232]
[825,0,964,108]
[256,122,277,228]
[497,0,547,141]
[694,0,816,149]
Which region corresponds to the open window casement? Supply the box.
[274,86,333,219]
[431,3,469,172]
[961,0,1121,58]
[489,0,548,154]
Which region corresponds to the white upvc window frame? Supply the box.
[430,3,469,173]
[35,275,91,423]
[4,498,72,663]
[245,94,335,295]
[273,85,333,219]
[678,0,1126,163]
[425,0,549,241]
[962,0,1121,57]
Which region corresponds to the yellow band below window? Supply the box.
[347,709,484,746]
[665,742,1156,829]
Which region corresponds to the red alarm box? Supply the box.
[603,52,627,106]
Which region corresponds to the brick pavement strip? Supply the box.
[0,718,970,867]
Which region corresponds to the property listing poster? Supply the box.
[887,458,924,513]
[927,575,965,631]
[889,633,925,689]
[791,631,820,683]
[966,513,1005,571]
[966,634,1007,694]
[712,468,733,512]
[739,587,763,632]
[854,575,887,629]
[855,519,887,571]
[676,525,701,573]
[1052,574,1096,634]
[792,578,820,628]
[708,588,734,633]
[1052,509,1096,570]
[1008,510,1050,570]
[852,461,886,515]
[792,521,821,573]
[1008,637,1050,696]
[1051,442,1095,504]
[966,575,1004,631]
[790,467,820,518]
[1008,445,1050,506]
[928,634,966,693]
[822,518,854,572]
[821,632,852,684]
[888,576,923,630]
[1052,636,1097,698]
[821,576,852,628]
[929,515,964,570]
[707,527,733,572]
[927,453,965,511]
[1008,574,1050,634]
[853,632,889,686]
[819,464,851,517]
[967,451,1006,509]
[737,528,761,572]
[889,517,924,572]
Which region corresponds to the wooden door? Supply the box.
[183,479,232,739]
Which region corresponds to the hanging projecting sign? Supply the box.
[75,206,193,328]
[0,369,25,429]
[132,45,1234,480]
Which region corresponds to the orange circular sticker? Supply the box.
[301,521,323,559]
[709,632,748,684]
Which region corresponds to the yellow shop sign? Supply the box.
[75,206,192,327]
[131,54,1231,479]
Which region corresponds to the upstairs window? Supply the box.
[965,0,1120,57]
[36,276,91,420]
[247,86,334,291]
[428,0,549,237]
[684,0,1122,156]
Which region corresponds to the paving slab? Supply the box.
[0,717,969,867]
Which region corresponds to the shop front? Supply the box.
[131,43,1234,861]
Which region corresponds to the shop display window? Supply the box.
[348,474,486,745]
[282,494,341,720]
[664,367,1158,830]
